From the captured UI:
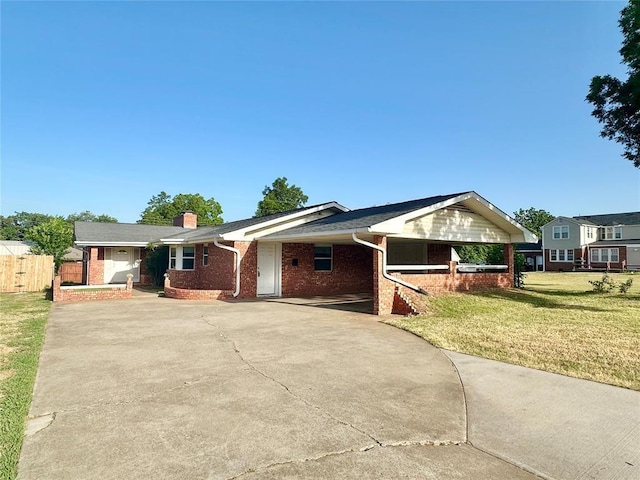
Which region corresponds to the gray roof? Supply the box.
[589,239,640,246]
[573,212,640,226]
[158,203,343,242]
[74,222,187,244]
[263,192,468,237]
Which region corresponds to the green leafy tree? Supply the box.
[586,0,640,168]
[513,208,555,239]
[25,217,73,273]
[0,212,55,241]
[139,192,223,226]
[144,245,169,286]
[66,211,118,223]
[255,177,309,217]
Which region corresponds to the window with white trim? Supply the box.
[169,247,177,269]
[168,245,196,270]
[586,227,594,239]
[203,246,209,266]
[601,226,622,240]
[552,225,569,239]
[314,245,332,271]
[591,248,619,263]
[550,249,574,262]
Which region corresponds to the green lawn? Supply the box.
[386,272,640,390]
[0,292,50,480]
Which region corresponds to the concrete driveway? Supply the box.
[18,296,639,479]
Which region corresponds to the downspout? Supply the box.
[213,238,241,298]
[351,233,427,295]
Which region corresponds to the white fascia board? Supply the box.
[222,202,350,240]
[463,194,538,243]
[74,241,151,247]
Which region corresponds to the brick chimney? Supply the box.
[173,211,198,229]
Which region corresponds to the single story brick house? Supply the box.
[74,191,536,314]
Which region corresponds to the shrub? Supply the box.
[619,278,634,294]
[589,273,618,293]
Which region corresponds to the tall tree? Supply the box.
[586,0,640,168]
[513,208,555,239]
[66,211,118,223]
[25,217,73,273]
[0,212,55,241]
[138,192,223,226]
[255,177,309,217]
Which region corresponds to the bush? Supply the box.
[588,273,618,293]
[619,278,634,294]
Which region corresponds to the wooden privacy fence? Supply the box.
[59,261,83,284]
[0,255,54,293]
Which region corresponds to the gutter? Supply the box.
[351,233,427,295]
[213,238,241,298]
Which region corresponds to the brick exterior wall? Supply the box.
[373,236,396,315]
[53,275,133,302]
[544,248,581,272]
[87,247,105,285]
[166,243,235,290]
[281,243,373,297]
[236,241,257,298]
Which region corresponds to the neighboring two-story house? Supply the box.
[542,212,640,271]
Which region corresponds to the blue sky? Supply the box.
[2,1,638,224]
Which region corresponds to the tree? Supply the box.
[255,177,309,217]
[66,211,118,223]
[0,212,56,241]
[139,192,223,226]
[25,217,73,273]
[513,208,555,239]
[586,0,640,168]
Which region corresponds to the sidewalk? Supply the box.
[445,350,640,480]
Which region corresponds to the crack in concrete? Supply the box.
[35,374,219,417]
[202,318,384,448]
[24,412,56,436]
[226,440,467,479]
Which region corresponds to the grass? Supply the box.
[386,272,640,390]
[0,292,50,480]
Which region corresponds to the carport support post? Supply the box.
[372,235,394,315]
[504,243,515,288]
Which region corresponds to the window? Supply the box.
[591,248,619,263]
[168,245,195,270]
[602,227,622,240]
[550,249,574,262]
[203,246,209,266]
[169,247,177,269]
[182,246,195,270]
[586,228,594,239]
[552,225,569,239]
[314,245,332,271]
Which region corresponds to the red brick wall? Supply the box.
[237,241,257,298]
[589,246,627,270]
[166,243,235,290]
[544,248,580,271]
[281,243,373,297]
[88,247,105,285]
[373,236,396,315]
[53,275,133,302]
[395,269,512,295]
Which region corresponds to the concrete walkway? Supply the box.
[17,296,638,479]
[444,351,640,480]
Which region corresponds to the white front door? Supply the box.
[105,247,140,283]
[257,244,277,296]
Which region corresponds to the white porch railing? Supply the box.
[386,264,450,271]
